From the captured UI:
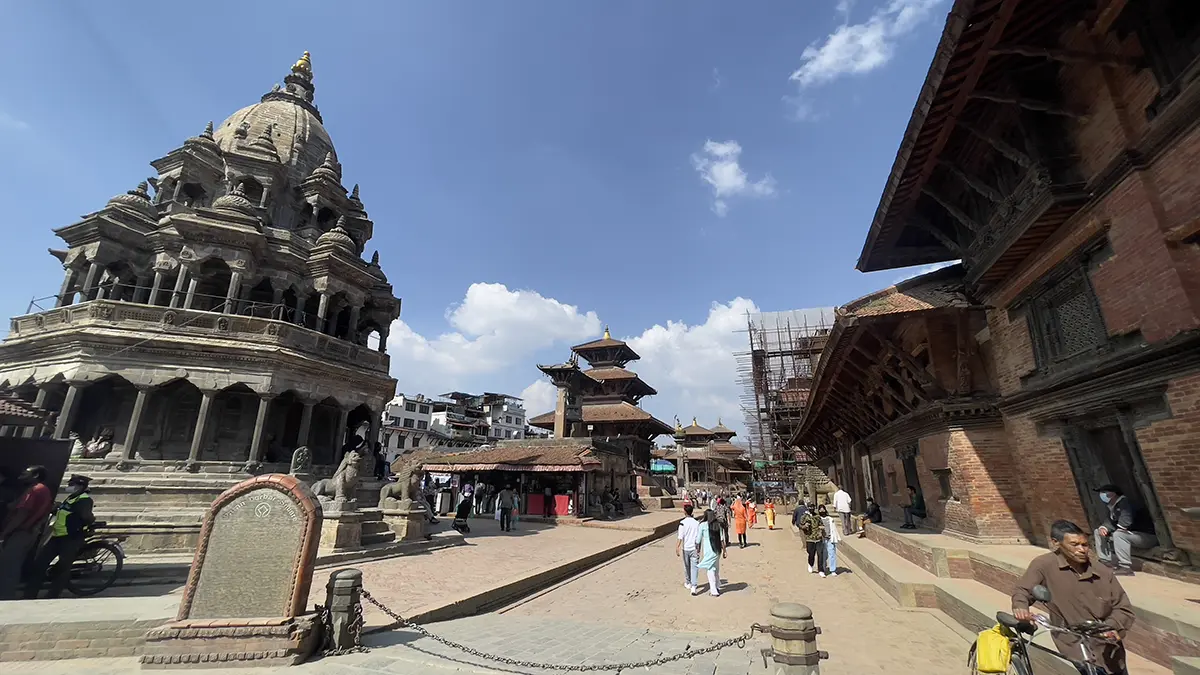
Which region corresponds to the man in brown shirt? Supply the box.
[1012,520,1134,675]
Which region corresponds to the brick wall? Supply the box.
[1132,373,1200,555]
[1002,415,1090,547]
[948,427,1031,542]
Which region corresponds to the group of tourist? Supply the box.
[0,466,96,600]
[674,492,771,596]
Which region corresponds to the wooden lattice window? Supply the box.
[1026,269,1108,371]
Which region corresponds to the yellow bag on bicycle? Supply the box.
[974,624,1013,673]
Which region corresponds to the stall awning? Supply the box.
[650,459,676,474]
[420,439,605,474]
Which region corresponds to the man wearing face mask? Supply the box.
[1093,484,1156,577]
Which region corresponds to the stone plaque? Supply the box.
[179,475,322,620]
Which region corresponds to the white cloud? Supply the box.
[710,67,723,92]
[0,110,30,132]
[786,0,944,119]
[386,283,601,395]
[691,140,777,217]
[519,380,558,419]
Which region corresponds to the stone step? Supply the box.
[361,530,398,546]
[1176,656,1200,675]
[837,535,1173,675]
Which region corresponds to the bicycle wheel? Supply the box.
[66,541,124,597]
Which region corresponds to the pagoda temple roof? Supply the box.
[571,327,641,366]
[682,419,712,436]
[583,366,658,397]
[528,401,673,436]
[710,420,736,437]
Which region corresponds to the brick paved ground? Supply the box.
[312,517,649,629]
[17,520,977,674]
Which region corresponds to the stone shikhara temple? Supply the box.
[0,52,400,551]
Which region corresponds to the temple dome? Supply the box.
[212,53,333,188]
[107,181,158,221]
[212,184,257,216]
[315,218,356,254]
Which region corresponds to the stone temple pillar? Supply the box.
[346,305,360,343]
[186,390,217,466]
[297,400,316,448]
[183,277,199,310]
[223,271,242,314]
[378,325,389,354]
[169,267,189,309]
[79,262,102,302]
[117,386,152,461]
[148,270,165,306]
[54,382,85,440]
[317,292,331,333]
[245,394,274,467]
[56,267,78,307]
[333,407,350,450]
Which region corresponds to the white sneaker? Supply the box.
[684,582,692,590]
[828,571,838,577]
[710,590,721,597]
[690,586,699,595]
[819,571,826,578]
[807,564,813,573]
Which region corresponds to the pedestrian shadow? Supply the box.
[719,581,749,593]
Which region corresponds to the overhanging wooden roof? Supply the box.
[856,0,1094,276]
[420,440,604,472]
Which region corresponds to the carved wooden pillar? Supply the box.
[186,390,217,467]
[169,267,190,308]
[245,393,275,467]
[297,400,316,448]
[79,262,102,302]
[56,267,79,307]
[223,270,242,314]
[148,270,165,306]
[118,386,153,461]
[53,382,86,440]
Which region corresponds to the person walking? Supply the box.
[543,484,554,518]
[732,496,749,548]
[696,509,727,596]
[764,498,776,530]
[799,503,826,577]
[675,504,702,595]
[497,485,516,532]
[832,485,853,536]
[820,505,841,576]
[25,474,95,599]
[715,497,731,546]
[0,466,54,600]
[747,498,758,529]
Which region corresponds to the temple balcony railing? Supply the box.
[6,298,391,375]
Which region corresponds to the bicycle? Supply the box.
[65,522,127,596]
[967,584,1120,675]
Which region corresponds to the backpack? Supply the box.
[974,624,1013,673]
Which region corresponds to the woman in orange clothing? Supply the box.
[748,498,758,529]
[765,499,776,530]
[732,497,749,548]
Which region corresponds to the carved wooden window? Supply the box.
[1026,268,1108,371]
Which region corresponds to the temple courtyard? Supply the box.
[11,515,1185,675]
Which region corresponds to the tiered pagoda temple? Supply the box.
[661,418,751,493]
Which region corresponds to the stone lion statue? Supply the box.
[312,446,363,504]
[379,454,422,510]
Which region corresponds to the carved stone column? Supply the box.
[317,292,331,333]
[333,406,350,451]
[186,390,217,468]
[22,386,50,438]
[245,393,275,469]
[116,386,153,461]
[79,262,102,302]
[169,267,189,308]
[183,276,199,310]
[378,324,390,354]
[294,292,308,326]
[297,400,316,448]
[53,382,86,440]
[367,409,381,448]
[56,267,79,307]
[148,269,165,306]
[223,271,242,314]
[133,273,152,303]
[346,305,361,343]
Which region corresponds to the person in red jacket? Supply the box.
[0,466,54,599]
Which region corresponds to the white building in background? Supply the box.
[480,393,526,442]
[381,393,434,463]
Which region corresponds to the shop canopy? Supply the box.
[421,440,604,474]
[650,459,676,474]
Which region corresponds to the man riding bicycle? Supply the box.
[1011,520,1133,675]
[24,474,95,599]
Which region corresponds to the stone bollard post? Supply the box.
[324,568,364,651]
[762,603,828,675]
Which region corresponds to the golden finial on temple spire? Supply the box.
[291,51,312,77]
[692,417,698,426]
[603,325,611,339]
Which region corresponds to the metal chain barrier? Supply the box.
[360,588,769,673]
[316,600,370,657]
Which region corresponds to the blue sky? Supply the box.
[0,0,950,439]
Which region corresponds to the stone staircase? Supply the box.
[836,524,1199,674]
[636,476,674,510]
[359,509,397,547]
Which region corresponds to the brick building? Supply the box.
[796,0,1200,576]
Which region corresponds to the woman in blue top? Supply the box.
[696,509,727,596]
